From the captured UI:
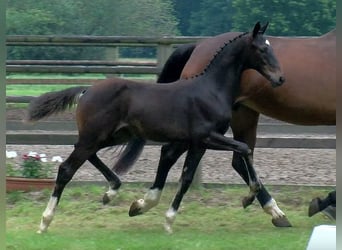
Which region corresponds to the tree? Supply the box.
[171,0,201,35]
[187,0,234,36]
[231,0,335,36]
[6,0,180,59]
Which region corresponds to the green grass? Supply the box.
[6,184,334,250]
[6,84,85,96]
[6,73,106,79]
[6,73,157,97]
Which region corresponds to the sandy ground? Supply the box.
[6,144,336,186]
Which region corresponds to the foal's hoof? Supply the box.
[242,196,255,208]
[308,198,321,217]
[129,200,144,217]
[271,216,292,227]
[102,193,111,205]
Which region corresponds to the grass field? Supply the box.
[6,183,334,250]
[6,73,156,97]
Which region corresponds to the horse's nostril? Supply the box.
[279,76,285,84]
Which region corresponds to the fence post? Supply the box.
[156,44,173,72]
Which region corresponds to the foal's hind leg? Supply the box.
[129,142,188,216]
[88,154,122,204]
[203,132,262,204]
[37,144,97,234]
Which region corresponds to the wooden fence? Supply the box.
[6,35,206,75]
[6,35,336,149]
[6,119,336,149]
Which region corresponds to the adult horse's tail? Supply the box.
[25,86,88,122]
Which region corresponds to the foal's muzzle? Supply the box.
[271,75,285,87]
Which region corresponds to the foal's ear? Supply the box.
[252,22,261,38]
[260,22,269,34]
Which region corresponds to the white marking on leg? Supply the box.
[106,188,118,200]
[37,196,58,234]
[135,189,162,213]
[143,189,161,210]
[164,207,177,234]
[263,198,285,219]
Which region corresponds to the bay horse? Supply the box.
[112,28,336,227]
[28,22,284,233]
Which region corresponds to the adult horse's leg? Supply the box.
[88,154,122,204]
[308,190,336,220]
[164,145,206,233]
[129,142,188,216]
[230,105,292,227]
[37,142,98,233]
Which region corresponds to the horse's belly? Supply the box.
[244,100,335,125]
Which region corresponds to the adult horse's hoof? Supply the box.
[129,200,144,217]
[271,216,292,227]
[308,198,320,217]
[322,206,336,220]
[242,196,255,208]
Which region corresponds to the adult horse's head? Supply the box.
[245,22,285,87]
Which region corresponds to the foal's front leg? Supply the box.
[164,146,206,233]
[129,143,188,216]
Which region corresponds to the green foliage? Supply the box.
[6,0,180,60]
[173,0,335,36]
[6,155,52,178]
[21,156,52,178]
[188,0,234,35]
[172,0,201,35]
[231,0,336,35]
[6,162,21,177]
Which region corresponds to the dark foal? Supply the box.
[28,22,284,233]
[113,27,336,228]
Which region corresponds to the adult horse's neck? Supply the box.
[198,33,249,101]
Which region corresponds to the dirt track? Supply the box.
[6,144,336,186]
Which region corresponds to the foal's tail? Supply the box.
[112,138,145,175]
[25,86,88,122]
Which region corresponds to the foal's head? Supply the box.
[244,22,285,87]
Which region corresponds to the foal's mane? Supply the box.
[190,31,249,79]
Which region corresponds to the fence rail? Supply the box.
[6,120,336,149]
[6,35,206,74]
[6,35,205,46]
[6,35,336,150]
